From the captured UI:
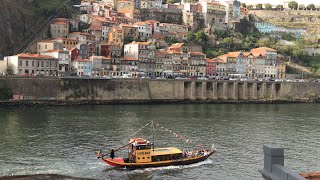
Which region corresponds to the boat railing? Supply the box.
[182,149,212,158]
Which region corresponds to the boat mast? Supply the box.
[152,120,155,151]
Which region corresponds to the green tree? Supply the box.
[195,31,208,44]
[241,3,246,8]
[167,0,180,3]
[282,33,296,41]
[276,5,283,10]
[265,3,272,10]
[165,36,178,45]
[306,4,315,10]
[186,31,196,43]
[257,38,270,47]
[288,1,298,10]
[6,65,14,75]
[311,64,320,73]
[256,4,263,10]
[247,5,253,10]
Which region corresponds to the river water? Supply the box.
[0,104,320,180]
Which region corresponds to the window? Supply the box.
[26,61,29,67]
[19,60,22,66]
[32,61,35,67]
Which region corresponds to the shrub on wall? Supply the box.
[0,88,13,100]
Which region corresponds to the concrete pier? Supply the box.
[259,145,306,180]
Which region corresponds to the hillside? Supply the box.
[0,0,73,59]
[250,10,320,37]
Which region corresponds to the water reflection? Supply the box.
[0,104,320,179]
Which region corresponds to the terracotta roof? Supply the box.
[145,20,160,23]
[155,51,166,57]
[120,24,136,28]
[165,50,181,54]
[54,38,78,42]
[127,41,151,45]
[122,57,138,61]
[51,22,68,25]
[90,56,109,60]
[54,18,68,21]
[227,51,241,58]
[168,43,185,49]
[213,57,226,63]
[251,47,277,52]
[17,53,57,60]
[134,21,151,26]
[89,24,102,31]
[206,58,215,63]
[191,51,205,56]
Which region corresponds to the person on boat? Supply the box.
[110,149,115,159]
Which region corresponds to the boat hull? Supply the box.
[102,151,214,169]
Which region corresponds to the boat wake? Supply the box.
[130,159,213,173]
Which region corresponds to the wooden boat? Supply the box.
[97,122,216,169]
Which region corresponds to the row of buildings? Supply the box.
[3,44,286,79]
[0,0,286,78]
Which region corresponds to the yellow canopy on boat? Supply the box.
[151,147,183,156]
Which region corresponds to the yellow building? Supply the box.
[37,40,63,54]
[53,38,79,49]
[108,27,124,47]
[120,24,138,42]
[117,0,135,19]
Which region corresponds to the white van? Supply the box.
[121,74,133,78]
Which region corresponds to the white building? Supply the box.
[40,50,71,75]
[133,22,152,40]
[72,59,92,77]
[5,54,59,76]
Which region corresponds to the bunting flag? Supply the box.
[154,122,201,146]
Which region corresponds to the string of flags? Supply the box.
[155,123,204,147]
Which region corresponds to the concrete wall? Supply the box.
[1,78,320,103]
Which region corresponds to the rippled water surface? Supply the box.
[0,104,320,180]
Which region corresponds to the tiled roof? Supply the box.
[122,57,138,61]
[54,18,68,21]
[120,24,136,28]
[251,47,277,52]
[168,43,185,49]
[226,51,241,58]
[51,22,68,25]
[54,38,78,42]
[17,53,57,60]
[127,41,151,45]
[90,56,109,60]
[191,51,205,56]
[165,50,181,54]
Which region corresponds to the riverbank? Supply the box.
[0,99,319,107]
[1,78,320,105]
[0,174,94,180]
